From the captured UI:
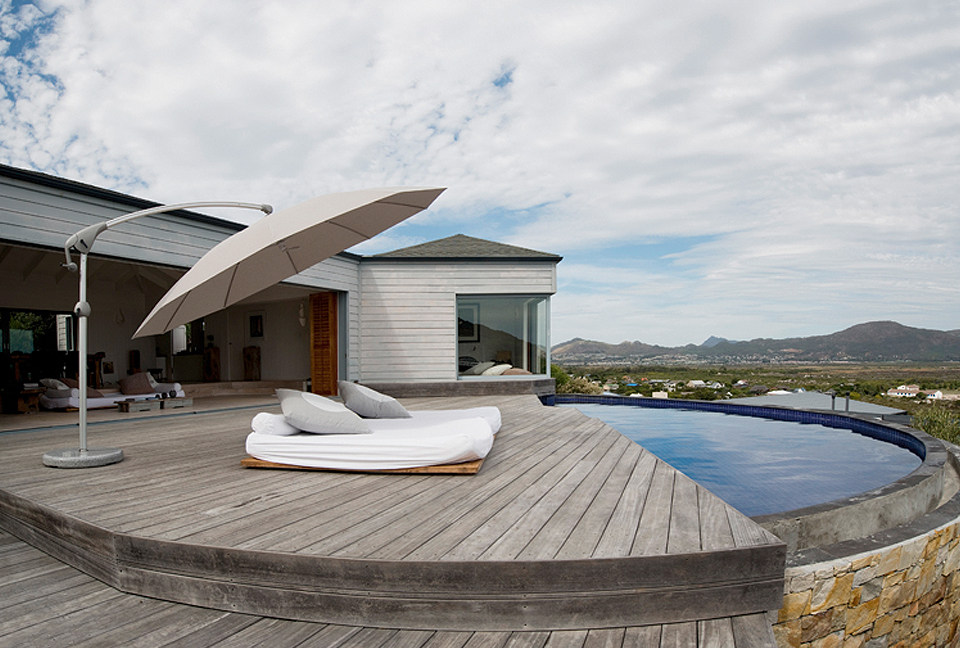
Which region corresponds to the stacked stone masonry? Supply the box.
[773,521,960,647]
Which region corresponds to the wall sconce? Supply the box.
[298,302,307,328]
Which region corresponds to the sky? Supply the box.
[1,0,958,347]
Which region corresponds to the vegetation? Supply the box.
[552,360,960,447]
[552,362,960,411]
[553,366,603,395]
[912,407,960,446]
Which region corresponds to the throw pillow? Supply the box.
[276,389,371,434]
[119,372,155,395]
[41,378,70,390]
[463,361,496,375]
[338,381,411,419]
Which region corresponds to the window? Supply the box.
[456,295,549,377]
[0,309,74,385]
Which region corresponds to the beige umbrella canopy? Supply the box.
[134,187,445,338]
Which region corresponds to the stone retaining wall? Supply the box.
[773,520,960,647]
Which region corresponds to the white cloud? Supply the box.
[2,0,959,345]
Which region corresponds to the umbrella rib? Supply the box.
[160,294,189,336]
[329,221,370,240]
[223,264,240,308]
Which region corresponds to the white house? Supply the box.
[886,385,921,398]
[0,165,559,405]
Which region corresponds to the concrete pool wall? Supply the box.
[773,444,960,647]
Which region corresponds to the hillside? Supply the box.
[552,321,960,365]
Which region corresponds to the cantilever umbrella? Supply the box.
[134,187,445,338]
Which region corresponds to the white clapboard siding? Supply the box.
[358,261,557,382]
[1,174,363,294]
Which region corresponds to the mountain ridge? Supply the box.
[552,321,960,364]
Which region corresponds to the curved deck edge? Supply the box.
[0,487,785,632]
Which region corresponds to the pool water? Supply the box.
[564,402,922,517]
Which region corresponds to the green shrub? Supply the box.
[551,364,571,389]
[912,406,960,445]
[557,376,604,395]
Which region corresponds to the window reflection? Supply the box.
[457,295,549,377]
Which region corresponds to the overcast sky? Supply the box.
[2,0,958,346]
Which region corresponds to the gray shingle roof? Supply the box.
[370,234,562,262]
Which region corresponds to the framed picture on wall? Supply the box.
[249,314,264,338]
[457,303,480,343]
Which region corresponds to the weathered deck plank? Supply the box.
[516,435,632,560]
[667,472,702,554]
[631,458,676,555]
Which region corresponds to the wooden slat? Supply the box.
[583,627,625,648]
[623,625,662,645]
[698,617,735,648]
[436,419,619,561]
[698,485,736,552]
[310,291,338,396]
[516,435,632,560]
[660,622,698,648]
[631,459,676,555]
[555,440,643,560]
[730,614,778,648]
[486,429,623,560]
[592,447,658,557]
[667,472,702,554]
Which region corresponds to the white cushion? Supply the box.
[276,389,370,435]
[482,364,512,376]
[251,412,301,436]
[463,361,495,375]
[41,378,69,390]
[338,381,411,419]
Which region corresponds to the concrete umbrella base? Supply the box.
[42,448,124,468]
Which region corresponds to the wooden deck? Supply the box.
[0,395,785,646]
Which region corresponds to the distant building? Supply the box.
[887,385,921,398]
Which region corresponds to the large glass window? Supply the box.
[457,295,549,377]
[1,309,74,386]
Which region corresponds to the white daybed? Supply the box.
[246,415,495,472]
[242,385,501,473]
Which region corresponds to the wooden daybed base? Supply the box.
[240,456,484,475]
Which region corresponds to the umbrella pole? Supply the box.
[78,251,88,452]
[43,252,124,468]
[42,200,272,468]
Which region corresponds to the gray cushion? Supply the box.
[276,389,371,434]
[338,381,411,419]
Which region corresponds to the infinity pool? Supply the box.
[563,401,922,516]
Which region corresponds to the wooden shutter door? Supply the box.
[310,292,338,395]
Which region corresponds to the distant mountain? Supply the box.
[552,321,960,364]
[701,335,733,348]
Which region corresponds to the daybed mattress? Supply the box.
[379,406,501,434]
[40,384,185,410]
[245,416,495,471]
